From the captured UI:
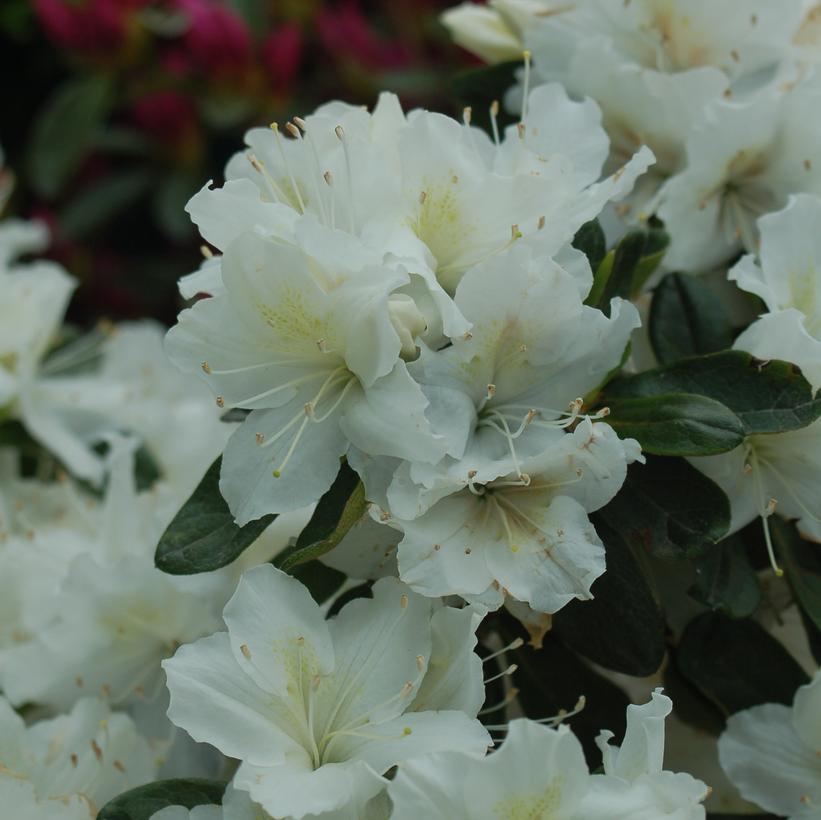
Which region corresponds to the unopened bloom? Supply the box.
[163,565,490,819]
[718,668,821,818]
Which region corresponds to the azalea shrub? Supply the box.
[1,2,821,819]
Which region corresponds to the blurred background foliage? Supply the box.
[0,0,472,324]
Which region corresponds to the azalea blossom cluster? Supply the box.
[2,3,821,819]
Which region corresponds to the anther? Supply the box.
[401,681,414,696]
[201,361,211,374]
[91,739,103,761]
[293,116,307,131]
[511,224,522,240]
[334,125,345,141]
[323,171,333,186]
[484,663,518,685]
[70,753,78,767]
[240,644,251,659]
[200,245,214,259]
[537,215,545,230]
[517,122,526,140]
[285,122,300,139]
[419,190,427,205]
[296,636,305,646]
[113,760,126,773]
[400,594,409,609]
[215,396,225,408]
[255,433,265,444]
[486,383,496,398]
[463,106,472,126]
[416,655,426,672]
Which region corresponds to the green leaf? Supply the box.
[451,60,519,108]
[677,612,809,716]
[571,219,606,273]
[605,350,821,435]
[275,461,366,571]
[28,75,114,199]
[59,169,153,241]
[586,229,645,313]
[605,394,744,456]
[290,561,347,605]
[663,654,726,736]
[773,518,821,634]
[498,616,631,767]
[155,457,275,574]
[599,456,731,558]
[553,519,665,675]
[153,170,200,241]
[630,225,669,294]
[689,535,761,618]
[98,779,226,820]
[649,272,733,364]
[707,814,779,819]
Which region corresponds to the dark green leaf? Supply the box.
[605,350,821,435]
[553,519,665,675]
[155,457,275,574]
[649,272,733,364]
[326,581,373,618]
[98,779,226,820]
[498,616,631,768]
[689,535,761,618]
[586,229,645,313]
[153,170,200,241]
[134,444,162,492]
[630,225,669,294]
[59,170,153,241]
[451,60,519,109]
[275,462,366,571]
[663,653,726,736]
[605,394,744,456]
[28,75,114,199]
[290,561,347,605]
[707,814,778,819]
[599,456,731,558]
[572,219,606,272]
[677,612,809,716]
[773,518,821,634]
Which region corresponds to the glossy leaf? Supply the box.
[155,457,275,574]
[598,456,731,558]
[572,219,606,272]
[605,350,821,435]
[677,612,809,716]
[689,535,761,618]
[275,461,366,571]
[498,615,630,768]
[649,272,733,364]
[773,517,821,634]
[553,519,665,675]
[605,393,744,456]
[98,778,226,820]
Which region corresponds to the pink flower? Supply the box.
[34,0,147,55]
[131,90,199,150]
[175,0,253,80]
[315,1,411,71]
[262,23,303,96]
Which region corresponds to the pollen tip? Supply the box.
[400,594,409,609]
[200,361,211,373]
[215,395,224,408]
[272,469,282,478]
[240,643,251,659]
[402,726,413,736]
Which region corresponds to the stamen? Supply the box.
[747,446,784,577]
[489,100,501,146]
[334,125,358,233]
[200,244,213,259]
[247,152,291,206]
[324,171,336,230]
[484,663,518,685]
[270,122,307,213]
[288,117,330,225]
[482,637,524,663]
[521,50,532,122]
[479,686,519,715]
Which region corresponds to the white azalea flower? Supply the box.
[370,247,641,612]
[580,689,710,819]
[163,565,490,820]
[186,85,651,330]
[389,691,707,819]
[388,719,591,819]
[690,195,821,549]
[0,442,229,713]
[165,227,445,524]
[730,193,821,391]
[718,668,821,818]
[98,321,233,499]
[0,696,156,817]
[0,221,112,483]
[521,0,806,224]
[656,75,821,272]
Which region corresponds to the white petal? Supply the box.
[163,632,303,766]
[792,671,821,755]
[223,564,334,698]
[718,702,821,816]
